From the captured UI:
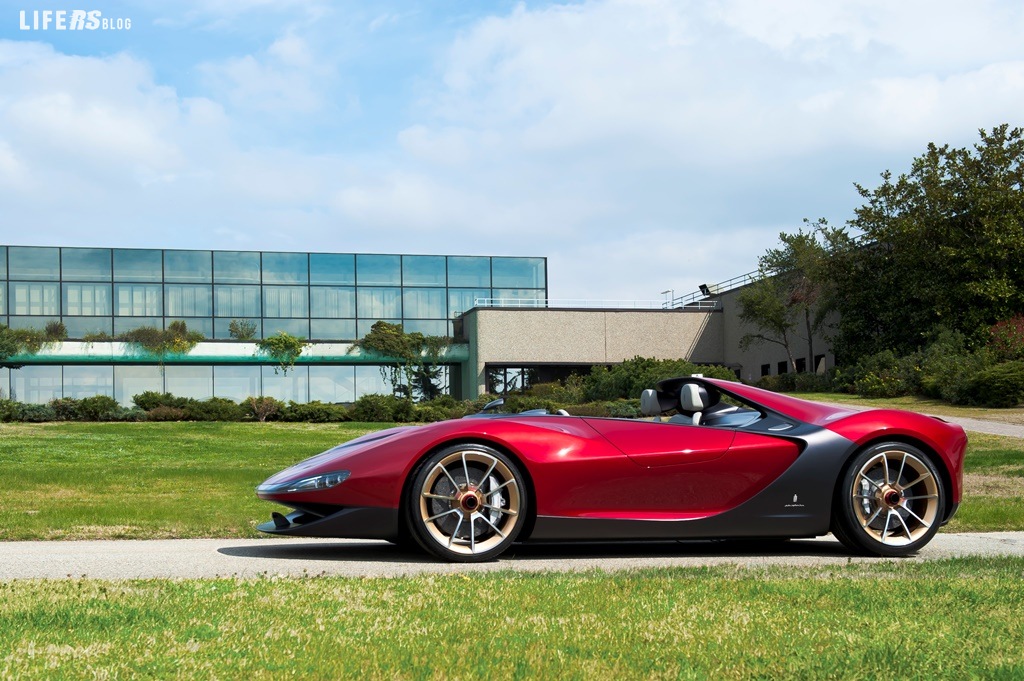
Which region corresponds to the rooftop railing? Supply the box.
[470,298,721,311]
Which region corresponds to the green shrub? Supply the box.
[756,373,796,392]
[583,357,736,402]
[989,315,1024,361]
[184,397,246,422]
[78,395,121,421]
[133,391,190,411]
[792,371,833,393]
[0,399,21,422]
[244,396,282,422]
[146,406,187,422]
[964,361,1024,408]
[281,401,349,423]
[413,404,450,423]
[18,403,56,422]
[606,399,641,418]
[49,397,81,420]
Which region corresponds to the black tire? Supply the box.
[407,443,527,562]
[832,442,944,557]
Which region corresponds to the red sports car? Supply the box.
[256,376,966,562]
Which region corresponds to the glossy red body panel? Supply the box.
[701,378,855,426]
[585,418,735,465]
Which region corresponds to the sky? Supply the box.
[1,0,1023,304]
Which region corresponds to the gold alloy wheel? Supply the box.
[417,449,522,557]
[851,449,940,546]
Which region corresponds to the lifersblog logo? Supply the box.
[19,9,132,31]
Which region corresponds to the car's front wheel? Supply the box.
[832,442,944,557]
[408,444,527,562]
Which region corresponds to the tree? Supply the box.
[829,124,1024,360]
[355,321,451,400]
[738,223,835,372]
[256,332,308,375]
[119,321,204,364]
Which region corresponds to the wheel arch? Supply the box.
[831,434,955,524]
[397,437,539,544]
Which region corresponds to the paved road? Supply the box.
[3,532,1023,580]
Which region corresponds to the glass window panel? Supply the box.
[10,282,59,315]
[447,256,491,287]
[354,365,394,400]
[262,365,308,403]
[263,318,309,338]
[11,365,62,404]
[114,365,164,407]
[165,285,212,317]
[357,287,401,318]
[356,254,400,285]
[113,249,163,282]
[114,284,162,316]
[8,316,59,331]
[263,286,308,318]
[213,365,261,402]
[403,255,446,286]
[8,246,59,281]
[310,286,355,318]
[448,288,491,317]
[63,317,113,339]
[166,317,212,338]
[164,365,213,400]
[0,283,5,315]
[63,366,114,399]
[214,285,261,317]
[402,288,446,319]
[0,246,6,279]
[357,318,401,339]
[492,289,545,305]
[63,283,112,316]
[309,366,356,403]
[213,251,261,284]
[491,257,545,289]
[61,248,111,281]
[214,317,262,340]
[402,319,448,336]
[113,317,163,335]
[163,250,212,283]
[310,253,355,285]
[262,252,308,284]
[0,367,9,400]
[310,319,356,341]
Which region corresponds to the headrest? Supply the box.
[679,383,710,412]
[640,389,661,416]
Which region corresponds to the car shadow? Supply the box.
[217,537,860,564]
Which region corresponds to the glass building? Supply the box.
[0,245,546,405]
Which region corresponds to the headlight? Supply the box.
[257,470,351,494]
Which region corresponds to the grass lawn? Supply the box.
[1,419,1022,540]
[790,391,1024,425]
[1,559,1022,679]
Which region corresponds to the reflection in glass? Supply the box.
[8,247,59,280]
[115,284,162,316]
[62,248,111,281]
[214,317,262,340]
[448,288,491,317]
[310,286,355,318]
[113,317,163,335]
[114,366,164,406]
[167,317,212,338]
[0,283,6,315]
[113,249,163,282]
[263,318,309,338]
[355,365,393,398]
[63,317,113,338]
[64,366,114,398]
[0,367,8,399]
[10,282,59,315]
[164,250,212,283]
[402,320,448,336]
[263,286,308,317]
[213,365,261,401]
[263,252,308,284]
[64,283,113,316]
[0,246,6,279]
[356,254,400,285]
[403,255,446,286]
[12,365,62,403]
[309,366,355,402]
[357,287,401,318]
[310,253,355,285]
[215,285,260,317]
[165,365,213,400]
[165,285,212,316]
[403,288,446,319]
[447,256,490,287]
[357,318,401,339]
[213,251,261,284]
[263,366,308,402]
[491,288,545,305]
[492,257,545,288]
[310,319,355,340]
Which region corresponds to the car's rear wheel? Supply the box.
[832,442,944,557]
[408,444,527,562]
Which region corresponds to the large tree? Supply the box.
[828,124,1024,360]
[738,222,835,372]
[356,321,451,400]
